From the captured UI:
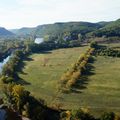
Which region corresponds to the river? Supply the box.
[35,38,44,44]
[0,55,11,73]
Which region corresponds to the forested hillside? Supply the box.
[91,19,120,37]
[0,27,14,37]
[7,19,120,42]
[10,22,106,41]
[11,27,35,36]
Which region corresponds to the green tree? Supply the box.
[100,112,115,120]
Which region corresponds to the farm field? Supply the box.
[55,56,120,115]
[19,45,120,116]
[19,46,88,103]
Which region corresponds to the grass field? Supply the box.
[19,45,120,116]
[19,46,88,103]
[55,56,120,116]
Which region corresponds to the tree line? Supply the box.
[90,41,120,57]
[0,50,27,83]
[59,47,95,92]
[60,109,120,120]
[0,39,30,61]
[1,83,59,120]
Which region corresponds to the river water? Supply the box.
[35,38,44,44]
[0,55,11,73]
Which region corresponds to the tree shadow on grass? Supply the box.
[71,76,88,93]
[24,56,33,61]
[16,77,31,85]
[70,58,96,94]
[37,50,52,54]
[14,51,52,85]
[14,56,34,85]
[14,74,31,85]
[17,56,33,75]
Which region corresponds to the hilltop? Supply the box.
[0,27,14,37]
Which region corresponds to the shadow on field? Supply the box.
[37,51,52,54]
[24,56,33,61]
[15,77,31,85]
[14,51,52,85]
[15,56,34,85]
[16,51,52,84]
[71,58,96,93]
[71,77,87,93]
[17,56,33,75]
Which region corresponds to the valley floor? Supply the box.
[19,46,120,116]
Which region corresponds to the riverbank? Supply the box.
[0,50,11,62]
[0,55,11,73]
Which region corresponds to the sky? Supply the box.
[0,0,120,29]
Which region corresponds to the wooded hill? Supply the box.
[10,22,103,39]
[0,27,14,37]
[91,19,120,37]
[0,18,119,41]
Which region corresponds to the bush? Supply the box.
[0,76,14,83]
[60,109,95,120]
[90,41,98,48]
[100,112,115,120]
[94,45,120,58]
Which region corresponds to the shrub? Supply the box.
[90,41,98,48]
[60,109,95,120]
[0,76,14,84]
[100,112,115,120]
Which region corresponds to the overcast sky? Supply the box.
[0,0,120,29]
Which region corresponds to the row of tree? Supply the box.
[95,48,120,57]
[28,39,82,53]
[0,49,27,83]
[59,47,95,92]
[60,109,120,120]
[90,41,120,57]
[0,39,26,61]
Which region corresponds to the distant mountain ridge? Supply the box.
[10,27,35,36]
[34,22,103,37]
[0,27,14,37]
[1,18,119,39]
[10,21,106,37]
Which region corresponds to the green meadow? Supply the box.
[19,46,88,102]
[19,45,120,116]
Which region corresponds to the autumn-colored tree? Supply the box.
[59,46,95,91]
[12,85,30,112]
[22,102,30,117]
